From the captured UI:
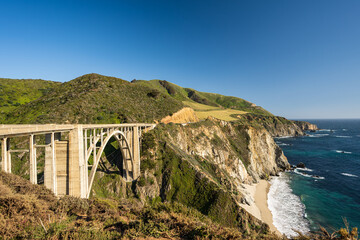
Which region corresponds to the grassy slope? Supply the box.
[0,78,59,121]
[134,79,273,121]
[1,76,273,123]
[0,171,276,239]
[2,74,184,124]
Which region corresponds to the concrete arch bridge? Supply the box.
[0,124,155,198]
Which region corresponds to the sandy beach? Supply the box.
[240,180,281,236]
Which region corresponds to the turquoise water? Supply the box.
[275,119,360,234]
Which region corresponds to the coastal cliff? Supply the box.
[158,117,290,184]
[237,114,318,137]
[128,117,292,236]
[293,120,318,131]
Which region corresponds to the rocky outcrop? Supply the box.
[160,107,199,124]
[246,127,290,180]
[293,120,318,131]
[237,114,318,137]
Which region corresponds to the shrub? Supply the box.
[54,196,89,216]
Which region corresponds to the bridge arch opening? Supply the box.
[87,130,134,198]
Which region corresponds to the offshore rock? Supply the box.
[297,162,306,168]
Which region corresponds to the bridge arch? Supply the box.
[87,130,133,198]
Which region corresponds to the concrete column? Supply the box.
[120,131,130,182]
[56,140,69,196]
[29,135,37,184]
[126,128,133,181]
[51,132,57,195]
[7,150,11,173]
[69,126,85,198]
[132,127,140,180]
[44,133,60,195]
[83,130,88,197]
[44,134,52,190]
[1,138,7,172]
[93,129,96,166]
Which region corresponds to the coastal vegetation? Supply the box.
[2,74,184,124]
[0,74,356,239]
[0,74,291,126]
[0,171,267,239]
[0,78,59,122]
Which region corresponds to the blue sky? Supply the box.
[1,0,359,119]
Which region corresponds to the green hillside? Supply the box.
[2,74,184,124]
[0,78,60,122]
[1,74,273,124]
[134,79,273,120]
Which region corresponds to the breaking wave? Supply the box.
[319,129,335,132]
[268,173,310,237]
[341,173,358,178]
[308,134,329,138]
[294,169,325,179]
[296,167,313,172]
[277,143,290,146]
[334,150,352,154]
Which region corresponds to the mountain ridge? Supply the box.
[1,73,276,124]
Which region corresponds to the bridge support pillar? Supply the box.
[132,127,140,180]
[44,133,59,195]
[29,135,37,184]
[1,138,11,173]
[125,128,133,181]
[68,126,86,198]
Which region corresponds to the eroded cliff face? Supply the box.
[162,118,289,184]
[132,118,292,234]
[136,118,291,208]
[293,120,318,131]
[246,127,289,180]
[237,114,318,137]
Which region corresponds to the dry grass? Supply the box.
[183,100,221,110]
[183,101,247,121]
[0,172,277,239]
[195,109,248,121]
[0,172,57,238]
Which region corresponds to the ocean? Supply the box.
[269,119,360,237]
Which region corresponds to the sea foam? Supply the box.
[319,129,333,132]
[341,173,358,178]
[308,134,329,138]
[294,169,325,179]
[277,143,290,146]
[268,173,310,237]
[296,167,313,172]
[334,150,352,154]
